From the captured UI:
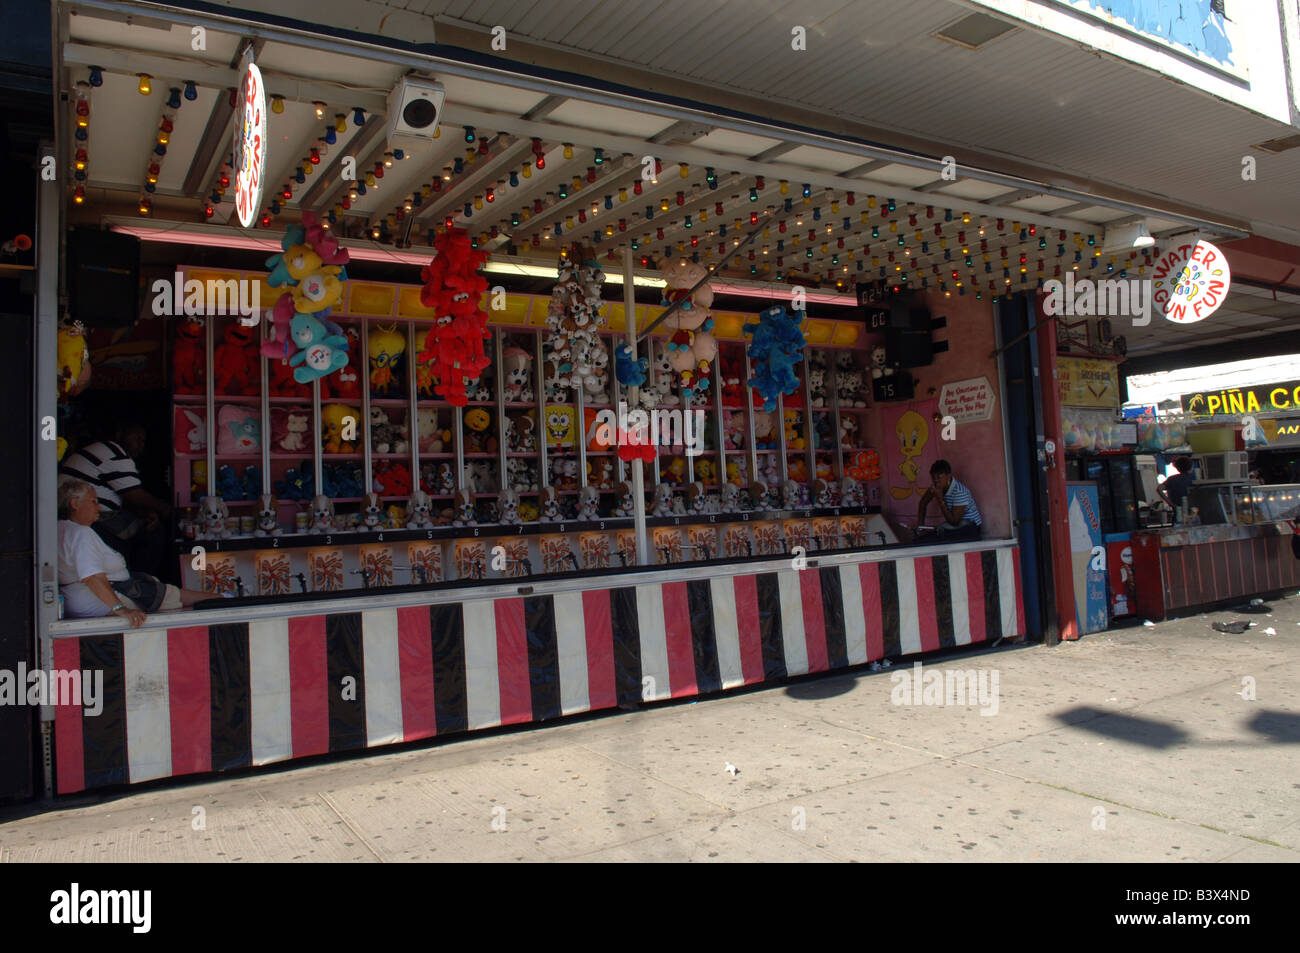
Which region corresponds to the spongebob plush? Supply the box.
[544,404,576,447]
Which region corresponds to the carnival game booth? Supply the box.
[51,245,1028,793]
[45,0,1242,794]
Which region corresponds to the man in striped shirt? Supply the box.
[59,422,171,560]
[915,459,983,543]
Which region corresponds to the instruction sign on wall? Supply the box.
[938,377,995,423]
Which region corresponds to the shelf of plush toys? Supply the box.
[170,262,884,581]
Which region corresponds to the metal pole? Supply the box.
[624,246,649,565]
[34,142,61,797]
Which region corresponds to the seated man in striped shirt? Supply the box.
[915,459,983,543]
[59,422,171,565]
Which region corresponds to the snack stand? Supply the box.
[1128,408,1300,620]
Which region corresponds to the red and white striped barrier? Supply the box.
[53,546,1024,793]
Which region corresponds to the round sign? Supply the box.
[233,62,266,229]
[1152,239,1231,324]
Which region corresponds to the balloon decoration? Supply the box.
[261,211,351,384]
[658,259,716,401]
[413,228,491,406]
[743,304,806,412]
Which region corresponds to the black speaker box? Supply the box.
[886,327,935,367]
[68,228,140,328]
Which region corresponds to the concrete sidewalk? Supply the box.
[3,596,1298,862]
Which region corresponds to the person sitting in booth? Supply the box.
[915,459,983,542]
[1158,456,1195,509]
[59,420,172,578]
[58,479,211,627]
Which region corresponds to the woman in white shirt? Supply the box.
[58,479,210,627]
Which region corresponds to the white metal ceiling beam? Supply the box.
[438,104,1118,237]
[60,42,389,115]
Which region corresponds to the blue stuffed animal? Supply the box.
[614,343,648,388]
[288,314,350,384]
[215,464,245,502]
[744,305,807,412]
[274,465,312,502]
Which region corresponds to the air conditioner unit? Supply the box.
[386,77,445,150]
[1192,452,1248,483]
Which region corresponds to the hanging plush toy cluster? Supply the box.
[414,228,491,406]
[260,211,351,384]
[743,304,807,412]
[544,246,609,404]
[659,259,717,401]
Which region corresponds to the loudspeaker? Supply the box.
[68,228,139,328]
[886,327,936,367]
[386,77,445,150]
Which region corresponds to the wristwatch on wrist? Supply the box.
[110,602,126,613]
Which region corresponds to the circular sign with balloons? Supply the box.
[232,62,266,229]
[1153,239,1231,324]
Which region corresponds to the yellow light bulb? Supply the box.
[474,196,483,210]
[779,180,789,195]
[867,195,877,208]
[563,143,574,159]
[137,74,152,95]
[679,163,689,178]
[303,162,313,175]
[365,171,375,186]
[831,201,839,213]
[889,221,897,233]
[521,164,531,179]
[618,188,627,202]
[335,114,347,133]
[271,96,285,114]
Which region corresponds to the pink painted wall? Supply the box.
[860,291,1012,538]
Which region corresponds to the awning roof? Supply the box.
[55,0,1300,358]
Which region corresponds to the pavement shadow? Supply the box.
[785,675,856,700]
[1245,710,1300,744]
[1052,706,1190,749]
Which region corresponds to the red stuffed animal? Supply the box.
[214,323,258,395]
[416,229,491,406]
[373,461,411,498]
[267,355,309,398]
[322,327,362,399]
[719,353,746,408]
[173,316,206,394]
